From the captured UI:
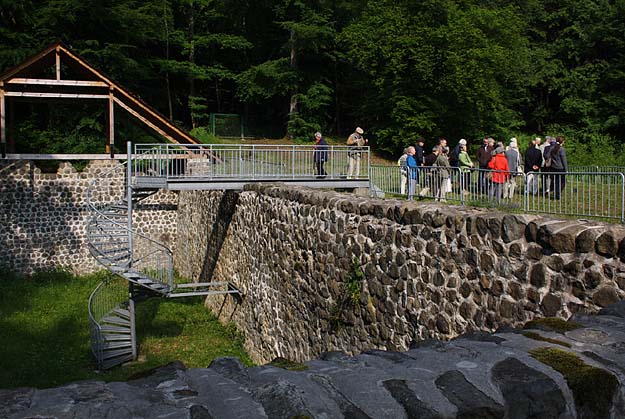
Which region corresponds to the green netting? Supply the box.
[210,113,244,138]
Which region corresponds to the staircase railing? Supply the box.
[88,276,133,369]
[85,147,175,369]
[85,158,174,290]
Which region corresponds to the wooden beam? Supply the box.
[4,92,109,99]
[112,96,177,143]
[7,78,108,87]
[55,47,61,80]
[107,92,114,156]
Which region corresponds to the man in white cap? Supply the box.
[347,127,368,178]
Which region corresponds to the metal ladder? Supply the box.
[85,143,239,370]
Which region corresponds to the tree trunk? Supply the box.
[287,29,297,138]
[163,0,173,121]
[188,2,197,128]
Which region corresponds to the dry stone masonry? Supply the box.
[0,160,178,274]
[175,184,625,364]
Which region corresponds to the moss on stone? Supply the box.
[530,347,618,418]
[523,317,582,333]
[268,357,309,371]
[522,332,571,348]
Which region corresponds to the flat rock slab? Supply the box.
[3,309,625,418]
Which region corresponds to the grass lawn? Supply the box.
[0,270,252,389]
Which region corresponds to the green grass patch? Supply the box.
[0,270,252,389]
[523,317,582,334]
[530,347,618,418]
[522,331,572,348]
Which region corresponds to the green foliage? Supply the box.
[329,257,364,330]
[530,347,618,417]
[0,270,251,389]
[523,317,582,333]
[189,126,220,144]
[521,331,571,348]
[2,0,625,151]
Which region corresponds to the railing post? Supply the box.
[621,173,625,223]
[126,141,133,269]
[129,296,137,360]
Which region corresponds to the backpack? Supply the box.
[448,146,460,167]
[398,154,408,174]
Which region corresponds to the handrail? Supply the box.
[85,159,174,288]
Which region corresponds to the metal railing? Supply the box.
[88,276,131,369]
[371,164,625,222]
[132,143,371,181]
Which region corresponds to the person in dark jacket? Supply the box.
[524,137,543,195]
[550,136,568,200]
[313,132,328,178]
[477,137,494,193]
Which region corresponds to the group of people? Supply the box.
[313,127,368,179]
[398,135,568,201]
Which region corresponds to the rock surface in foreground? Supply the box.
[3,305,625,418]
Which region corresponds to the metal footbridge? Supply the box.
[86,142,370,369]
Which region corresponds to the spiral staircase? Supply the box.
[86,153,238,370]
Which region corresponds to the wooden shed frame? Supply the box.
[0,41,198,158]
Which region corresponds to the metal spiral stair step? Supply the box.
[101,314,131,327]
[99,324,132,334]
[100,348,134,361]
[111,308,130,319]
[100,333,132,342]
[95,339,132,351]
[101,353,134,370]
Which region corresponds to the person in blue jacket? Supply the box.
[313,132,328,178]
[406,146,418,200]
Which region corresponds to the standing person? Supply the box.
[477,137,494,193]
[398,148,409,195]
[421,145,440,197]
[313,132,328,178]
[550,136,568,200]
[414,137,425,187]
[542,137,556,194]
[503,138,521,199]
[487,145,509,202]
[525,137,542,195]
[406,146,418,200]
[449,139,465,168]
[435,146,451,202]
[347,127,368,178]
[458,143,474,195]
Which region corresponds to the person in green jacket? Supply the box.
[458,143,474,195]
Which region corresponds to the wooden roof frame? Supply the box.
[0,41,198,158]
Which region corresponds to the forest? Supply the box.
[1,0,624,162]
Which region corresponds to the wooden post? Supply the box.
[55,46,61,81]
[7,96,14,153]
[107,91,114,157]
[1,85,5,158]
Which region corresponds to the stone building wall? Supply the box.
[0,160,178,274]
[175,184,625,364]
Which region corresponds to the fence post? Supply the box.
[126,141,133,269]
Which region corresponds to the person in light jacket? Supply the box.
[503,138,521,199]
[458,143,474,195]
[435,146,451,202]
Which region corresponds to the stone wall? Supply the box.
[175,184,625,364]
[0,160,178,274]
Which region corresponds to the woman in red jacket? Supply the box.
[487,146,510,202]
